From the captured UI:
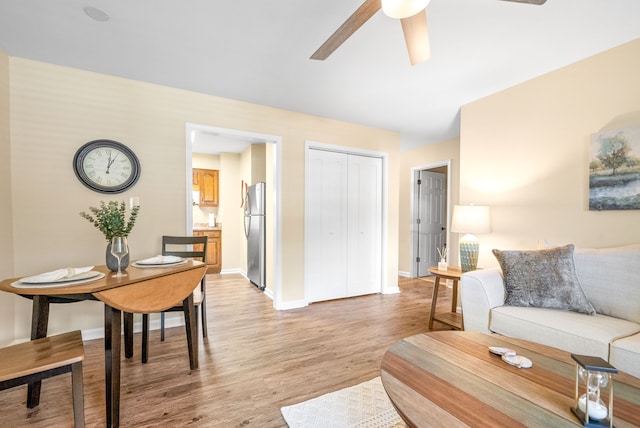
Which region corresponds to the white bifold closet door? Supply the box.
[306,148,382,303]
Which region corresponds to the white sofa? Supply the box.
[460,244,640,378]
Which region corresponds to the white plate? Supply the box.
[19,270,102,284]
[132,259,187,268]
[489,346,517,356]
[11,272,106,288]
[501,354,533,369]
[135,255,184,265]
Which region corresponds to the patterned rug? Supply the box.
[280,377,407,428]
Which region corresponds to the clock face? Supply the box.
[73,140,141,193]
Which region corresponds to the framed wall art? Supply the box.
[589,125,640,210]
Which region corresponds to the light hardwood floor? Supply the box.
[0,274,456,427]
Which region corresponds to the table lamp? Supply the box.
[451,204,491,271]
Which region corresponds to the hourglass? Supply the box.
[571,354,618,427]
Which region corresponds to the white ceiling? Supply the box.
[190,127,265,155]
[1,0,640,151]
[192,132,252,156]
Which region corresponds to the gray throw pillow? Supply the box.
[493,244,596,315]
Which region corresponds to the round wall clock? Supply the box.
[73,139,141,194]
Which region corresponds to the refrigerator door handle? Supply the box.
[243,190,250,239]
[244,191,250,216]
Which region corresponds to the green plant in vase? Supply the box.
[80,201,140,271]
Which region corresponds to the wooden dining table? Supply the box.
[0,260,207,428]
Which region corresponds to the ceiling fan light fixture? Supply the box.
[381,0,430,19]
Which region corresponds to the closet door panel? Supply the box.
[347,155,382,297]
[306,149,348,302]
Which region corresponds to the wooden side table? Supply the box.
[427,266,463,330]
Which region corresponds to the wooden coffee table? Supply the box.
[381,331,640,427]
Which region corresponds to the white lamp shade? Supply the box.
[451,205,491,234]
[381,0,430,19]
[451,205,491,271]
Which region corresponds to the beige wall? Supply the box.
[460,38,640,269]
[219,152,243,272]
[398,138,460,273]
[192,153,220,170]
[0,49,15,345]
[5,57,400,340]
[250,144,266,184]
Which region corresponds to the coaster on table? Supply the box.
[501,354,533,369]
[488,346,516,357]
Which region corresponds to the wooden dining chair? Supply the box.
[0,330,85,427]
[141,235,208,363]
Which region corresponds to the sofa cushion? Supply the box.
[490,306,640,360]
[610,333,640,379]
[492,244,596,315]
[574,244,640,324]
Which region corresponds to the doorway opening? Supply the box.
[411,161,451,278]
[184,123,283,308]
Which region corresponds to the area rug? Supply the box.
[280,377,406,428]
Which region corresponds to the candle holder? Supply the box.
[571,354,618,427]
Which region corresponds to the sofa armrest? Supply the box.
[460,268,506,333]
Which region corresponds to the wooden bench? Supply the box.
[0,330,85,428]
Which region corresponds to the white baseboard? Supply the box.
[274,299,308,310]
[398,271,410,278]
[80,314,185,341]
[383,287,401,294]
[219,268,243,275]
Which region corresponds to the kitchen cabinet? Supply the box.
[193,168,219,207]
[194,229,222,273]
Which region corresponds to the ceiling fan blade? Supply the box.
[401,10,430,66]
[311,0,381,60]
[499,0,547,4]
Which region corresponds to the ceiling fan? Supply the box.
[310,0,547,66]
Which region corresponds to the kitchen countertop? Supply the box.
[193,225,222,231]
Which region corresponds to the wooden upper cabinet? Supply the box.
[193,168,219,207]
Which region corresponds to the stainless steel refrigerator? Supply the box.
[244,182,266,290]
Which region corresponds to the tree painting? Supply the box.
[589,126,640,210]
[597,132,631,175]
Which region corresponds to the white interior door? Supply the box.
[416,170,446,276]
[305,148,383,303]
[306,149,348,302]
[347,154,382,297]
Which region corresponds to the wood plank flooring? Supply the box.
[0,274,456,427]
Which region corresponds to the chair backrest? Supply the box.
[162,235,207,263]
